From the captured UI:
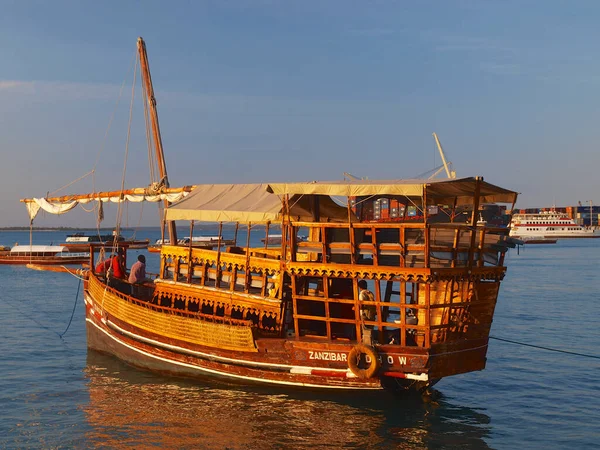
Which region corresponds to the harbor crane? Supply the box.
[429,132,456,179]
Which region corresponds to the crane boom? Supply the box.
[432,132,456,179]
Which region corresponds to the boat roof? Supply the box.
[11,245,68,253]
[165,183,353,223]
[266,177,518,204]
[165,178,518,224]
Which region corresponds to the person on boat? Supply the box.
[358,280,376,344]
[128,254,147,296]
[95,257,112,275]
[110,249,126,279]
[129,254,146,284]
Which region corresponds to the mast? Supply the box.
[137,37,178,245]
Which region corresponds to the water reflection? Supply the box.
[82,351,492,449]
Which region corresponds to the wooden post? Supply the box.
[424,185,430,268]
[321,225,327,263]
[424,283,431,348]
[233,223,239,246]
[279,197,288,299]
[347,198,355,265]
[468,178,483,268]
[215,222,223,288]
[244,223,251,293]
[450,197,458,223]
[374,279,384,344]
[353,278,361,342]
[478,228,486,267]
[187,220,194,284]
[400,280,406,346]
[452,228,460,268]
[291,275,299,340]
[371,226,379,266]
[323,275,331,339]
[264,222,270,250]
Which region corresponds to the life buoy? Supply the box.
[348,344,380,379]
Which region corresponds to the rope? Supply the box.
[91,47,138,240]
[46,48,136,201]
[490,336,600,360]
[92,47,138,178]
[59,278,81,338]
[47,170,96,198]
[113,53,139,244]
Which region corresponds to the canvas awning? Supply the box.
[165,183,354,223]
[266,177,518,205]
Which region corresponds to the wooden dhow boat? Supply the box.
[23,178,519,391]
[20,37,520,392]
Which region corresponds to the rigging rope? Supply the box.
[112,52,139,251]
[47,170,95,198]
[490,335,600,360]
[92,47,138,241]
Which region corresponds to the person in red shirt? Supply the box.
[110,249,126,279]
[95,257,112,275]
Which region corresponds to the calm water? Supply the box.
[1,229,599,449]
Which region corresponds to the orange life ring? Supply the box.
[348,344,380,379]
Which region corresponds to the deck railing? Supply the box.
[154,222,510,347]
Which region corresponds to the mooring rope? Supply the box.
[59,278,81,338]
[490,335,600,360]
[0,278,82,339]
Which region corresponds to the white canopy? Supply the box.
[165,183,354,223]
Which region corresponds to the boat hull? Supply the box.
[84,302,381,389]
[83,283,437,390]
[0,255,89,265]
[62,240,149,252]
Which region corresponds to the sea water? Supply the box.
[0,229,598,449]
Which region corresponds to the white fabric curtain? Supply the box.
[26,191,189,221]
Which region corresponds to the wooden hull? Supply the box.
[524,239,557,244]
[83,276,436,390]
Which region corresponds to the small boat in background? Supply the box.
[521,237,558,244]
[62,232,149,251]
[261,234,308,246]
[148,236,235,253]
[0,245,89,265]
[510,211,600,239]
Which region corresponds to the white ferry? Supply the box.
[509,211,600,239]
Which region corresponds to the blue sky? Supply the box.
[1,0,600,227]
